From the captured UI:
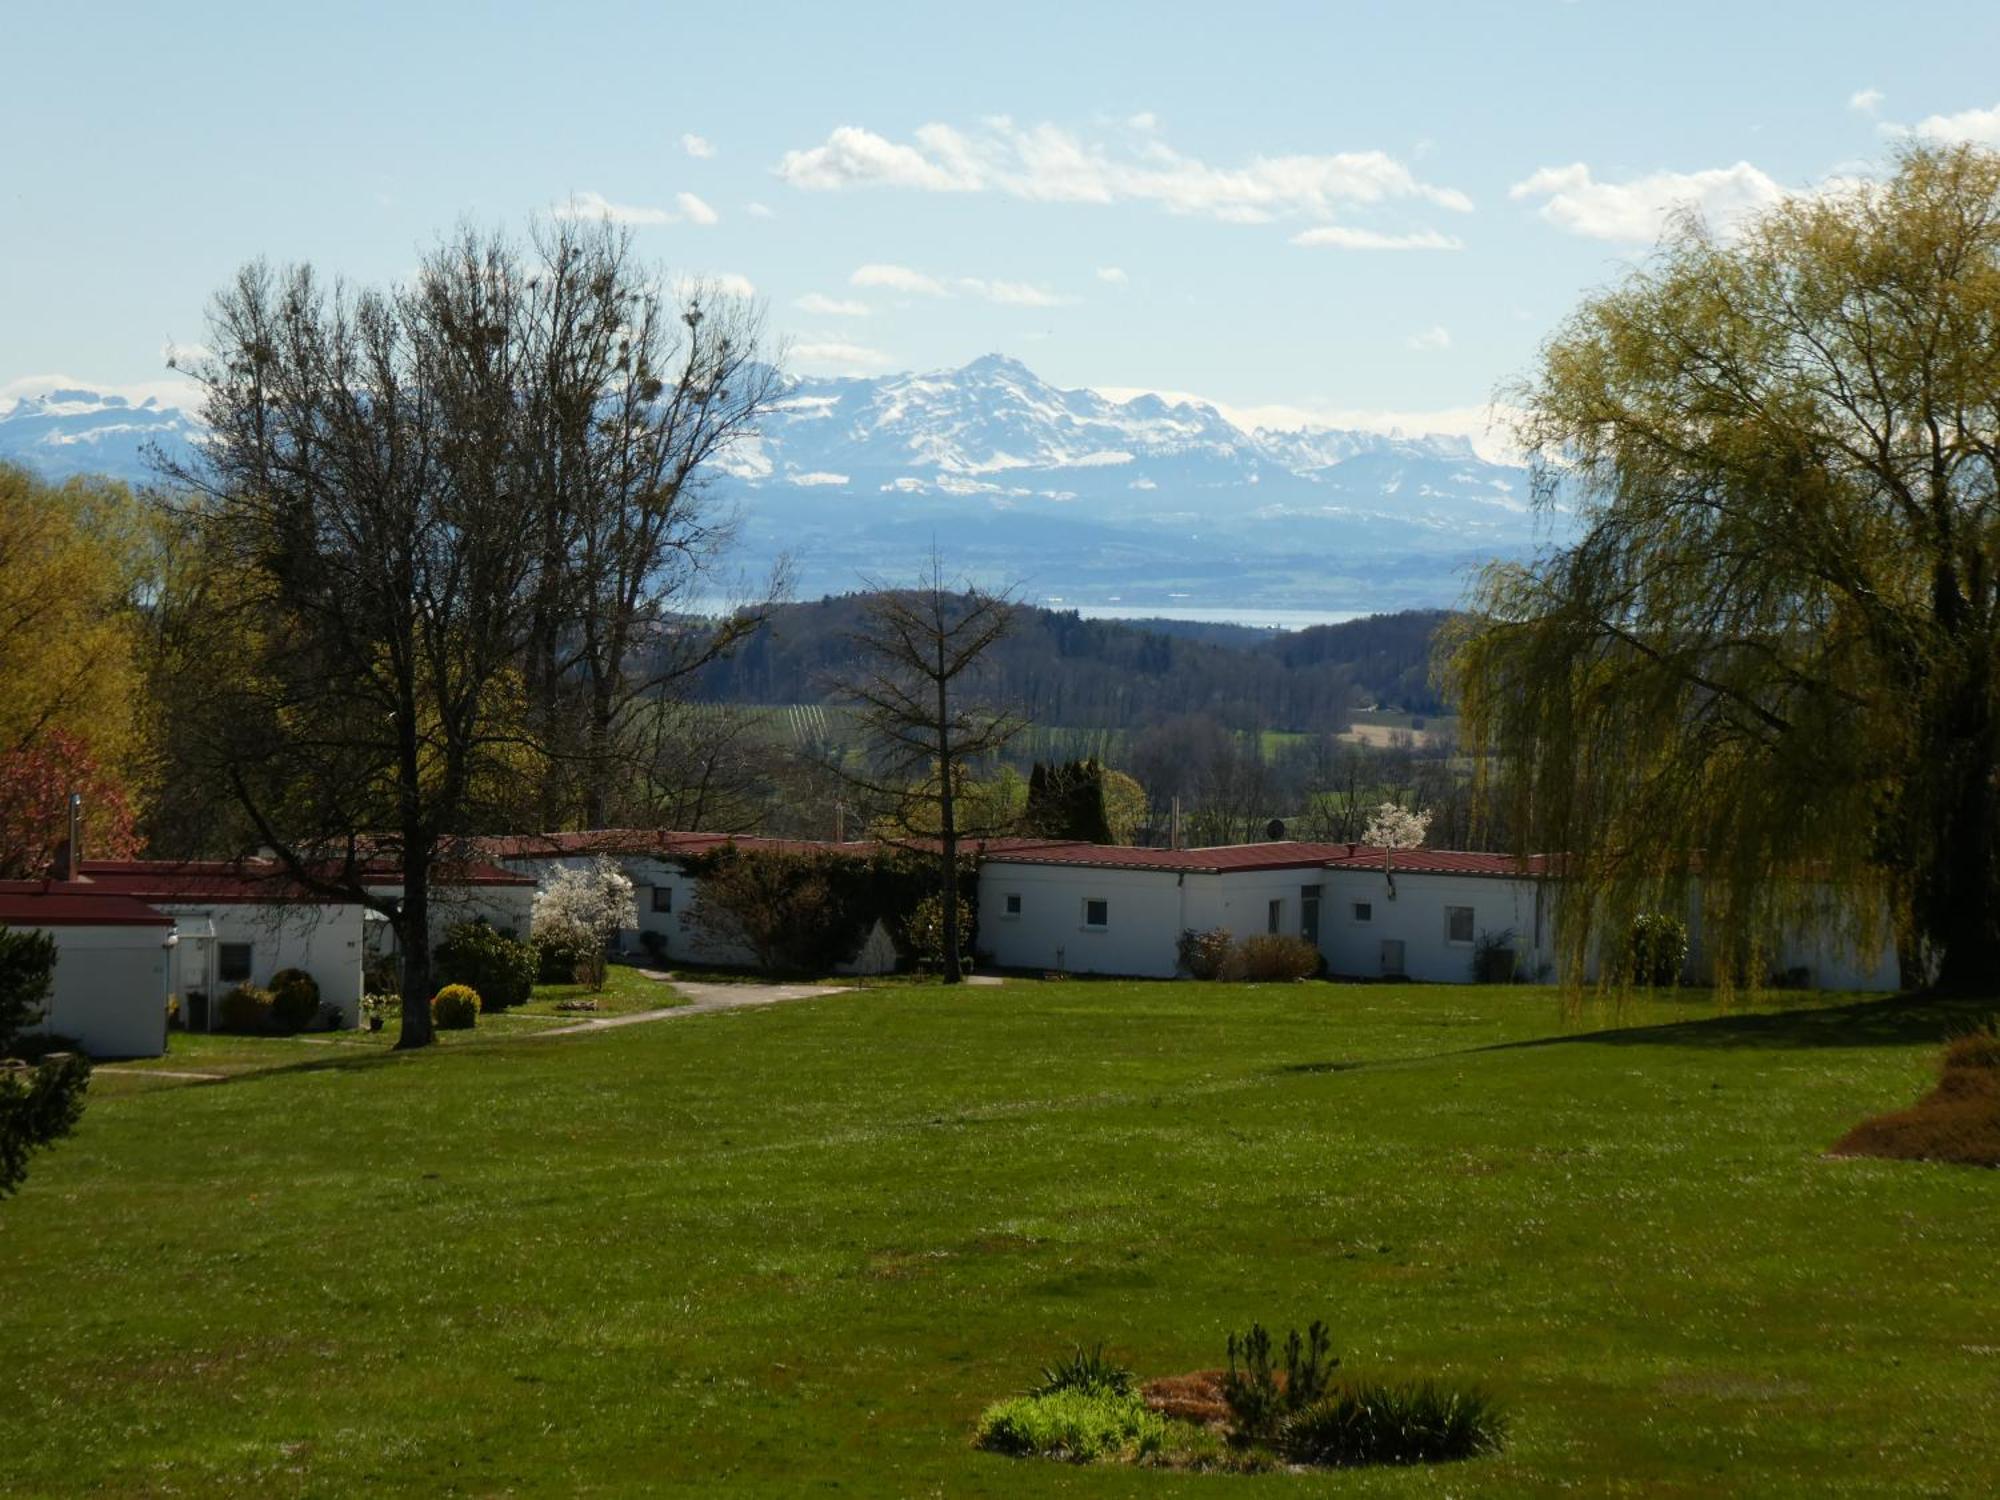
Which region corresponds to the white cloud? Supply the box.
[958,277,1076,307]
[1096,266,1128,284]
[778,124,984,192]
[1126,111,1159,132]
[1290,225,1463,251]
[848,264,1074,306]
[1407,324,1452,351]
[746,201,776,218]
[1848,87,1884,115]
[553,189,719,226]
[851,263,951,297]
[1907,101,2000,146]
[792,341,895,370]
[795,292,870,317]
[675,272,757,300]
[681,131,716,158]
[1508,160,1785,241]
[674,191,719,226]
[775,118,1472,229]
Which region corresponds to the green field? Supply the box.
[3,980,1995,1495]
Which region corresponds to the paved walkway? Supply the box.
[535,978,847,1036]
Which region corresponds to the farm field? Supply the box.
[3,980,1995,1495]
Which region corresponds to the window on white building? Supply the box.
[1082,898,1109,930]
[1445,905,1475,945]
[1352,901,1372,923]
[1003,892,1023,917]
[651,885,673,914]
[1267,898,1283,934]
[218,942,254,983]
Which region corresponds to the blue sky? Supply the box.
[7,0,2000,445]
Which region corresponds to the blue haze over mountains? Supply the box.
[0,354,1557,616]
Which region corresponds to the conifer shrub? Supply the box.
[267,968,321,1032]
[431,984,481,1030]
[1832,1025,2000,1166]
[1221,1321,1337,1444]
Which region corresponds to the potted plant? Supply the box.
[361,994,394,1033]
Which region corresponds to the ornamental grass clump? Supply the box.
[1832,1025,2000,1167]
[1279,1379,1507,1467]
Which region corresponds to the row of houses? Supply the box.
[0,859,535,1058]
[1,829,1901,1058]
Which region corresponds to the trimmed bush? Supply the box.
[1177,927,1237,981]
[1236,934,1320,982]
[1625,912,1689,988]
[216,984,274,1033]
[434,923,535,1011]
[0,925,59,1050]
[1279,1380,1506,1467]
[974,1388,1165,1462]
[431,984,481,1030]
[268,968,321,1033]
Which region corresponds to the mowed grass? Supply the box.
[3,982,1997,1496]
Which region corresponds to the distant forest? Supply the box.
[688,597,1453,732]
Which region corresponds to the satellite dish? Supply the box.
[1265,818,1287,841]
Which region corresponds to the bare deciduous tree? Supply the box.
[835,556,1023,983]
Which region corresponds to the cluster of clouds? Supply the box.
[776,115,1471,251]
[547,92,2000,384]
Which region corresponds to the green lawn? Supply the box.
[3,981,1995,1495]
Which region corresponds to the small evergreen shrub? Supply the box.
[267,968,321,1033]
[1236,934,1321,982]
[1222,1321,1337,1444]
[216,984,274,1033]
[1625,912,1689,987]
[1279,1380,1506,1467]
[1033,1343,1133,1398]
[1832,1024,2000,1166]
[0,925,59,1049]
[974,1388,1165,1462]
[431,984,481,1030]
[434,923,535,1011]
[1177,928,1237,980]
[0,1052,92,1198]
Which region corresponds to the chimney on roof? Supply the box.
[53,792,83,881]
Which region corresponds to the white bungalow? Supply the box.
[0,881,177,1058]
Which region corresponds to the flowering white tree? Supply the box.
[1363,802,1431,850]
[531,857,638,990]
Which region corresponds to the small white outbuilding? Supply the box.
[0,881,176,1058]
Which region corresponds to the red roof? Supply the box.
[75,860,318,904]
[982,840,1553,878]
[0,880,173,927]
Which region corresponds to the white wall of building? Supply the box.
[167,903,367,1028]
[1319,869,1551,983]
[29,923,173,1058]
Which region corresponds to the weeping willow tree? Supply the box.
[1450,143,2000,996]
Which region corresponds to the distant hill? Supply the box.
[689,595,1452,733]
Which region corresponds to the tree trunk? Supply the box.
[397,855,435,1048]
[1915,664,2000,995]
[938,654,962,985]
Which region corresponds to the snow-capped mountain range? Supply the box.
[0,356,1556,614]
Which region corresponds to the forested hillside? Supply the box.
[689,597,1451,732]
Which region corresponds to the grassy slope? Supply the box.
[3,982,1996,1496]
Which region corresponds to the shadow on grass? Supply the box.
[1483,991,1998,1054]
